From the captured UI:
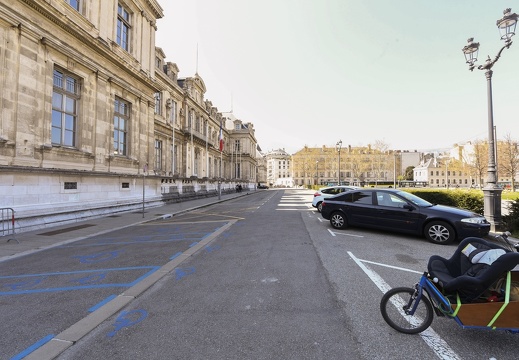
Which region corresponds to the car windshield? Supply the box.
[396,191,433,207]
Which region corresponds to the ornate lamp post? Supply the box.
[461,8,518,232]
[336,140,342,185]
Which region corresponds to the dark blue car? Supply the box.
[320,188,490,245]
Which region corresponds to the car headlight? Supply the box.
[461,217,488,225]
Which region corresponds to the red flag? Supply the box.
[219,121,224,152]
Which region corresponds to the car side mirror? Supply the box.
[403,204,414,211]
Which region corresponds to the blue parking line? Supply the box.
[0,266,157,279]
[170,252,183,260]
[189,242,198,247]
[89,294,117,312]
[10,334,54,360]
[0,266,160,295]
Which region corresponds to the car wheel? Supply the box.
[330,211,347,229]
[317,202,323,212]
[424,221,455,245]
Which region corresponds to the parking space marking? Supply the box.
[173,212,245,219]
[11,334,55,360]
[347,251,461,360]
[145,219,241,224]
[107,309,148,338]
[0,266,160,295]
[59,233,209,248]
[89,295,118,312]
[15,220,238,359]
[327,229,364,238]
[170,251,183,260]
[358,259,422,274]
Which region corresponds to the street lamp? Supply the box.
[336,140,342,185]
[461,8,518,232]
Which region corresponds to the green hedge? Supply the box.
[404,189,484,215]
[503,200,519,237]
[405,189,519,237]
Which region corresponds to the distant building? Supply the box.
[413,158,475,188]
[265,149,293,187]
[222,112,258,184]
[291,145,421,187]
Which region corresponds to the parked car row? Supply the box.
[314,187,490,245]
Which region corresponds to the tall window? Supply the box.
[67,0,80,11]
[173,144,178,174]
[170,100,177,124]
[114,97,129,155]
[116,4,131,51]
[154,92,162,115]
[155,140,162,170]
[52,68,80,146]
[194,149,199,176]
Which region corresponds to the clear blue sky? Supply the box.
[156,1,519,154]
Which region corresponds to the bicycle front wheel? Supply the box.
[380,287,434,334]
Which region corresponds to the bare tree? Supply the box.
[498,133,519,191]
[371,140,390,185]
[466,140,487,187]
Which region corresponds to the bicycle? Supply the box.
[380,232,519,334]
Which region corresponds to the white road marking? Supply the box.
[327,229,364,238]
[359,259,422,274]
[348,251,462,360]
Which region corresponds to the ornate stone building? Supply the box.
[222,112,258,185]
[0,0,257,232]
[291,145,419,187]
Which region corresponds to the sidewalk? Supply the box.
[0,191,248,263]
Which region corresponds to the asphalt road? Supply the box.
[2,189,518,360]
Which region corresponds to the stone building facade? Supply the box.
[291,145,420,187]
[0,0,257,232]
[265,149,293,187]
[222,112,258,185]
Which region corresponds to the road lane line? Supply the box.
[347,251,461,360]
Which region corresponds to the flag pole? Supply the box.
[218,150,222,200]
[218,119,224,200]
